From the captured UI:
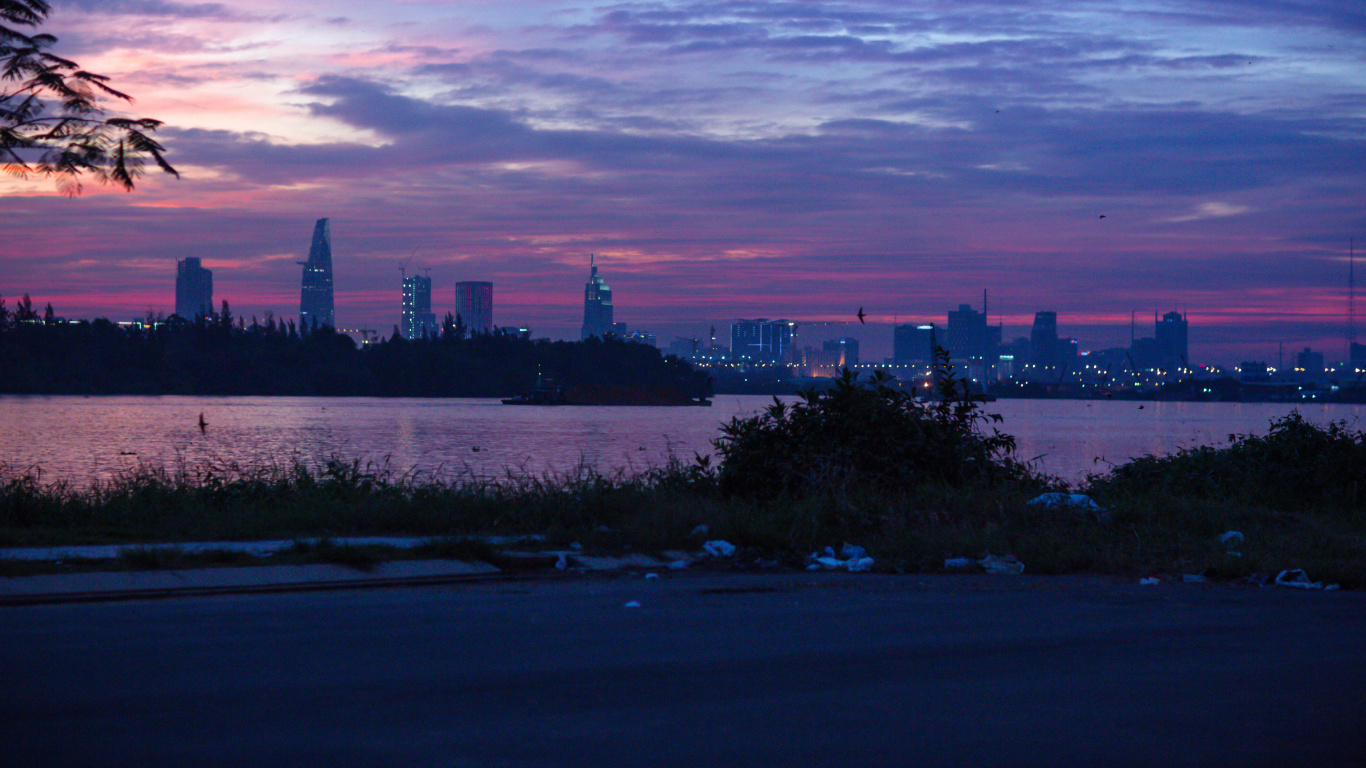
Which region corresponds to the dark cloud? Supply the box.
[62,0,243,20]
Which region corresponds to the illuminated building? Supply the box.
[402,275,435,340]
[581,255,613,339]
[731,319,797,364]
[299,218,335,330]
[456,281,493,334]
[894,323,936,364]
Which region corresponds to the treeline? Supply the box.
[0,295,709,398]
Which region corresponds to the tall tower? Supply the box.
[456,281,493,334]
[402,275,435,340]
[175,257,213,318]
[1155,311,1189,373]
[1030,311,1058,371]
[299,218,335,331]
[581,255,613,339]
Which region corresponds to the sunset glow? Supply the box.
[4,0,1364,364]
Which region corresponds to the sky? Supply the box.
[2,0,1364,365]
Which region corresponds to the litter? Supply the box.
[1275,569,1326,590]
[691,524,710,537]
[1218,531,1244,546]
[555,553,568,570]
[1028,493,1101,512]
[667,559,688,570]
[623,601,641,608]
[943,557,974,569]
[644,573,659,580]
[977,555,1024,575]
[1139,577,1160,585]
[702,540,736,557]
[569,541,583,551]
[807,543,876,572]
[1182,574,1207,584]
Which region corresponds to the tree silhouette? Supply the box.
[1,0,177,194]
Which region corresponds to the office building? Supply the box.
[581,255,613,339]
[402,275,435,340]
[1030,312,1058,370]
[894,323,936,365]
[1156,311,1189,372]
[175,257,213,318]
[456,281,493,334]
[822,338,859,367]
[946,305,988,362]
[1295,347,1324,379]
[299,218,335,330]
[731,319,797,364]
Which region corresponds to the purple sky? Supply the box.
[3,0,1364,365]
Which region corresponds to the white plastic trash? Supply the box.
[555,553,568,570]
[667,559,688,570]
[978,555,1024,575]
[846,556,874,572]
[703,540,736,557]
[1219,531,1245,546]
[944,557,974,569]
[644,573,659,580]
[1139,577,1160,585]
[1275,569,1324,589]
[1028,492,1102,512]
[623,601,641,608]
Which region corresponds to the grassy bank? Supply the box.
[3,364,1362,586]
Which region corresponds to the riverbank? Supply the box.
[2,454,1361,589]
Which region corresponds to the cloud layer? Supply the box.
[3,0,1364,363]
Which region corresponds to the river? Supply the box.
[3,395,1362,487]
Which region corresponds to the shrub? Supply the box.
[1085,412,1365,514]
[712,348,1036,498]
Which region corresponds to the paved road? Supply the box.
[3,572,1363,767]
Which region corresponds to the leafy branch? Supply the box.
[1,0,177,195]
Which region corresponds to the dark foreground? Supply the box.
[3,572,1363,767]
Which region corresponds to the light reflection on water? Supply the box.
[3,395,1362,486]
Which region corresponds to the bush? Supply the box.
[1085,412,1365,514]
[713,349,1037,497]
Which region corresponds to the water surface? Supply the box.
[4,395,1362,486]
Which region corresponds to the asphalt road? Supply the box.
[3,572,1363,767]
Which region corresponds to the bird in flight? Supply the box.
[198,412,207,434]
[1098,214,1107,219]
[857,307,867,324]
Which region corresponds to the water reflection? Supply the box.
[3,395,1362,486]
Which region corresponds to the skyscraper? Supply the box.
[581,255,613,339]
[1030,311,1059,370]
[299,218,335,330]
[456,281,493,334]
[893,323,936,365]
[402,275,435,340]
[175,257,212,318]
[1155,311,1188,372]
[946,304,992,363]
[730,319,797,364]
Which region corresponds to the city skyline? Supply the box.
[1,1,1363,366]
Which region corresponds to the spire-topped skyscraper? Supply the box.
[299,218,335,330]
[581,254,613,339]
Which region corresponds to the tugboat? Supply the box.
[501,370,567,405]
